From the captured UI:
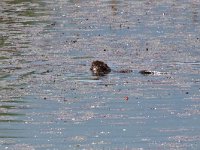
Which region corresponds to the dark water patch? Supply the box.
[6,0,47,6]
[0,113,25,122]
[72,56,94,60]
[21,20,45,26]
[0,136,22,138]
[0,36,9,47]
[0,56,9,60]
[0,66,22,71]
[0,120,24,123]
[0,87,14,91]
[0,74,11,81]
[18,71,35,79]
[18,9,48,17]
[0,113,24,117]
[0,49,18,53]
[0,105,16,109]
[1,99,25,103]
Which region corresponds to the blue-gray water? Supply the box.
[0,0,200,149]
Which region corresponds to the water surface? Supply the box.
[0,0,200,149]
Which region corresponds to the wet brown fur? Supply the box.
[90,60,111,76]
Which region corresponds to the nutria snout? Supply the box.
[90,60,111,76]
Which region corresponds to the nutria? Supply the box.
[90,60,133,76]
[90,60,158,76]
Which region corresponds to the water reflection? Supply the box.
[0,98,26,124]
[0,36,8,47]
[6,0,46,5]
[0,0,51,147]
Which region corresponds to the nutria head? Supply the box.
[90,60,111,76]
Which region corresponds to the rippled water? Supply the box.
[0,0,200,149]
